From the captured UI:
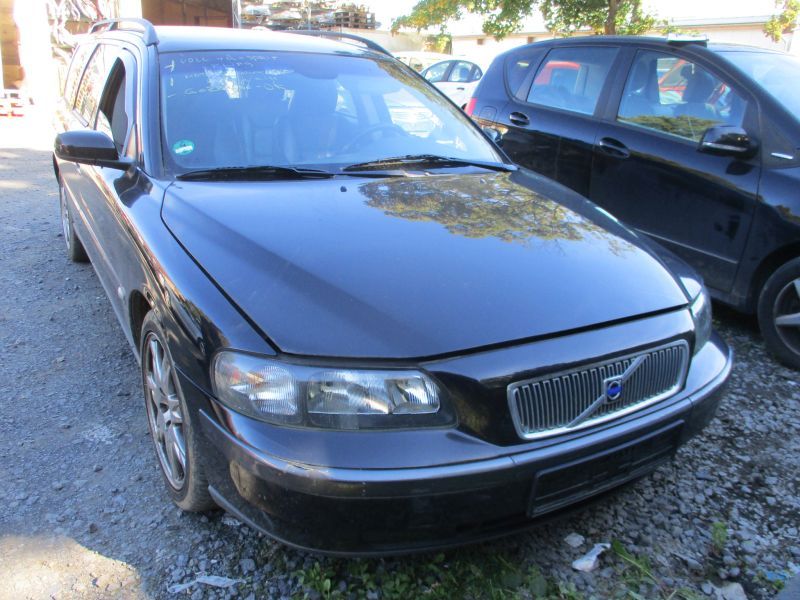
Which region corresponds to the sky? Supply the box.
[365,0,782,33]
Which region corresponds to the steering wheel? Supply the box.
[341,124,405,153]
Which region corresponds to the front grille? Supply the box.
[508,341,689,440]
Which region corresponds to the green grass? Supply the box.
[292,548,590,600]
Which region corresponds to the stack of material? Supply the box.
[255,1,336,30]
[242,1,376,30]
[332,4,376,30]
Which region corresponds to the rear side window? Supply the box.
[63,44,95,107]
[526,47,619,115]
[505,49,545,99]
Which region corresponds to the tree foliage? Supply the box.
[764,0,800,42]
[392,0,657,38]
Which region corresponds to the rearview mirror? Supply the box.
[699,126,757,158]
[54,130,134,170]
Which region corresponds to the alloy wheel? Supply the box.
[773,277,800,357]
[143,333,187,489]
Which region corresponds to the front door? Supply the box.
[590,49,760,294]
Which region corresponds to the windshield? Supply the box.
[720,50,800,116]
[159,50,501,174]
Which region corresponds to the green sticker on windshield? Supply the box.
[173,139,195,156]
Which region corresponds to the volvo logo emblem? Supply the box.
[567,355,648,428]
[605,379,623,402]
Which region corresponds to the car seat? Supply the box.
[274,79,342,164]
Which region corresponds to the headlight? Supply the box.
[212,351,448,429]
[690,288,712,354]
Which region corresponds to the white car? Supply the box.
[421,58,489,109]
[393,51,451,72]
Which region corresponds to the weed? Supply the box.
[710,522,728,556]
[295,561,339,599]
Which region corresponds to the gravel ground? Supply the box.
[0,112,798,600]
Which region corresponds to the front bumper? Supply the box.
[191,331,731,556]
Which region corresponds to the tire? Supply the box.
[757,257,800,370]
[58,175,89,263]
[140,311,216,512]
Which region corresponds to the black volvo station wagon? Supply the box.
[53,20,731,554]
[468,36,800,369]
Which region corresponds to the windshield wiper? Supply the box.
[342,154,516,173]
[176,165,335,181]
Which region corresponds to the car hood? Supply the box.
[162,170,689,359]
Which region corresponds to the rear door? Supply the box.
[498,44,622,197]
[590,47,760,294]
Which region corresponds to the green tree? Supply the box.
[392,0,656,38]
[764,0,799,42]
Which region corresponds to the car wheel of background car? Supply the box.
[58,175,88,263]
[758,257,800,369]
[141,311,216,512]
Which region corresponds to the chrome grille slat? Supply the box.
[507,341,690,440]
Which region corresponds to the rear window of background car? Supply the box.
[526,47,619,116]
[505,48,546,99]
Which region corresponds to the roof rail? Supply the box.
[290,30,391,56]
[89,18,159,46]
[666,33,708,46]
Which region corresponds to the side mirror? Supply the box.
[699,126,757,158]
[482,126,504,147]
[54,130,134,170]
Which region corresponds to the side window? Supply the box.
[505,48,546,100]
[63,44,95,107]
[618,50,748,142]
[470,65,483,82]
[526,47,619,115]
[424,61,450,83]
[74,46,111,125]
[448,61,474,83]
[96,59,133,156]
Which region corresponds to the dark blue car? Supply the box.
[53,21,730,554]
[468,36,800,369]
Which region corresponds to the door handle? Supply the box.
[456,86,465,91]
[509,111,530,126]
[597,137,630,159]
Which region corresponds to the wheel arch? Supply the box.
[129,290,153,354]
[748,242,800,311]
